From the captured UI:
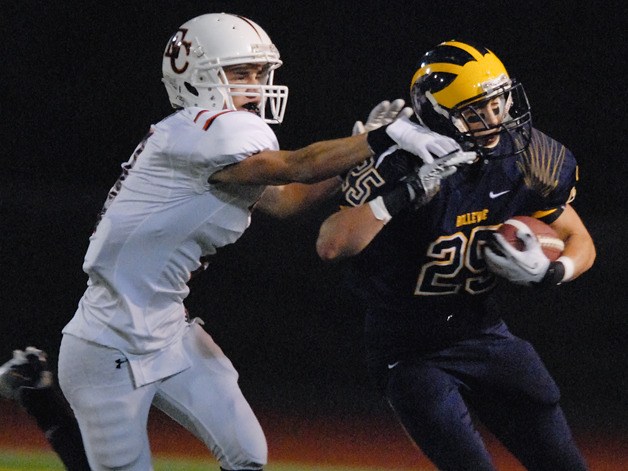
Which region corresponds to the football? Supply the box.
[497,216,564,261]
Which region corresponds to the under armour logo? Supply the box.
[115,359,129,369]
[164,28,191,74]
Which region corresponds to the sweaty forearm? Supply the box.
[284,134,372,183]
[210,134,372,186]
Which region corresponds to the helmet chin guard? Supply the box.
[410,40,531,157]
[162,13,288,124]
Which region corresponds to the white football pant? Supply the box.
[58,324,267,470]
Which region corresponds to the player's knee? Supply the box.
[512,341,562,405]
[533,381,561,405]
[209,404,267,471]
[82,409,147,469]
[90,436,144,470]
[386,362,451,406]
[221,426,267,470]
[90,444,146,471]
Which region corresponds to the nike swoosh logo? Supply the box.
[489,190,510,199]
[387,361,400,370]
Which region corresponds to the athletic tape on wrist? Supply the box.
[556,255,575,282]
[368,196,392,224]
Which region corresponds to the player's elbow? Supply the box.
[316,227,358,261]
[317,209,375,260]
[316,235,344,261]
[578,228,597,272]
[583,235,597,272]
[568,231,597,280]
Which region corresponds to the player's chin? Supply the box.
[479,134,500,148]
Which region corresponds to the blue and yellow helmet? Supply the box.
[410,40,532,157]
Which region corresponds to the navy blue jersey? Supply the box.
[339,128,578,361]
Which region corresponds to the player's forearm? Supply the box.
[210,134,371,186]
[256,179,341,218]
[281,134,372,183]
[317,205,385,260]
[561,232,596,280]
[550,204,596,281]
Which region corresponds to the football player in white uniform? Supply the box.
[50,13,466,471]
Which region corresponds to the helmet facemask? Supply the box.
[451,80,532,158]
[184,61,289,123]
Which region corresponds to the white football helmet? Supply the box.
[162,13,288,123]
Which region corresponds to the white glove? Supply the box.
[352,99,413,136]
[385,114,463,164]
[484,227,551,286]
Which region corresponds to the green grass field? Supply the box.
[0,448,419,471]
[1,403,625,471]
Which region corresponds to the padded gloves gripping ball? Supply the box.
[484,216,567,287]
[498,216,564,261]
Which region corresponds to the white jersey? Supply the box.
[63,108,278,386]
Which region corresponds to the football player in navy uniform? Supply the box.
[316,40,595,470]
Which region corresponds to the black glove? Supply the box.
[378,150,476,218]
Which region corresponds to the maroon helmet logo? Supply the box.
[164,28,192,74]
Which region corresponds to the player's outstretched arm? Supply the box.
[210,117,464,186]
[212,134,373,186]
[253,99,414,218]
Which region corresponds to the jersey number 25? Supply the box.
[416,226,499,296]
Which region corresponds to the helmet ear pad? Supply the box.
[186,67,230,111]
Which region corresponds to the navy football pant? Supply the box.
[384,323,588,470]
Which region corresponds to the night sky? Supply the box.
[1,1,626,434]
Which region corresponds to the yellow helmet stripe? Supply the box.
[439,59,508,109]
[411,40,509,109]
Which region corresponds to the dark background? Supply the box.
[1,0,626,438]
